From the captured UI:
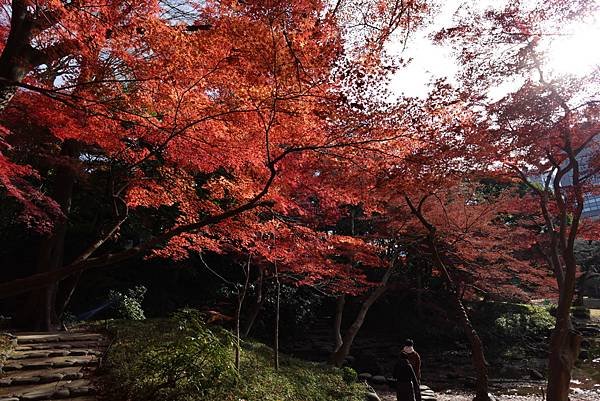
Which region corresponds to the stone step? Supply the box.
[1,355,98,371]
[1,331,102,401]
[0,378,94,400]
[15,341,106,352]
[15,334,104,345]
[0,367,85,387]
[38,397,97,401]
[7,349,100,360]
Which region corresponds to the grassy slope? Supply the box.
[100,311,366,401]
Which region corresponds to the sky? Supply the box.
[387,0,600,99]
[386,0,462,98]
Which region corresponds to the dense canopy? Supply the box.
[0,2,598,401]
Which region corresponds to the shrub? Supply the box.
[108,285,147,320]
[342,367,358,384]
[104,309,237,401]
[492,304,554,337]
[102,309,366,401]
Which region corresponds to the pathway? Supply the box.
[0,332,106,401]
[369,384,437,401]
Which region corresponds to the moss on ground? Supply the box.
[101,309,366,401]
[0,333,14,366]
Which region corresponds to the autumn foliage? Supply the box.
[1,1,599,400]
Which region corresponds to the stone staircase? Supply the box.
[0,332,106,401]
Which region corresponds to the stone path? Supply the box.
[375,384,437,401]
[0,332,107,401]
[358,373,437,401]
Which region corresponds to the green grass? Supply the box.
[100,310,366,401]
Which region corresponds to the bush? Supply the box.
[108,285,147,320]
[492,304,554,337]
[102,309,365,401]
[472,302,554,340]
[104,309,236,401]
[342,367,358,384]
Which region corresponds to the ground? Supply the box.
[379,389,596,401]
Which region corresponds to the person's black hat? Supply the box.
[404,339,414,346]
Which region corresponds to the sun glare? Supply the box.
[544,17,600,77]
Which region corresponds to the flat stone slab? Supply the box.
[8,349,99,360]
[2,355,97,371]
[15,341,106,351]
[38,397,97,401]
[0,367,84,386]
[0,378,93,398]
[15,334,104,344]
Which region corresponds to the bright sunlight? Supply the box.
[544,15,600,76]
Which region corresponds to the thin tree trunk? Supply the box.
[451,291,490,401]
[55,271,83,319]
[235,255,251,371]
[405,195,492,401]
[329,265,394,367]
[243,265,264,337]
[332,295,346,353]
[274,262,280,371]
[431,237,491,401]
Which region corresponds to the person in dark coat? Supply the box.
[401,339,421,382]
[393,351,422,401]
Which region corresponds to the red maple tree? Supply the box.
[437,1,600,400]
[0,0,427,329]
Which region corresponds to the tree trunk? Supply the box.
[546,253,582,401]
[546,324,581,401]
[405,195,493,401]
[332,295,345,353]
[235,256,251,371]
[15,140,78,331]
[243,265,264,337]
[451,291,491,401]
[329,265,394,367]
[543,133,585,401]
[55,271,83,319]
[0,0,32,113]
[274,263,280,371]
[432,243,491,401]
